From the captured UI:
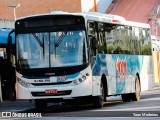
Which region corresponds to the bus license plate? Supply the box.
[45,89,57,94]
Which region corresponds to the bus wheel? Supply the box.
[35,99,47,113]
[131,77,141,101]
[93,82,104,108]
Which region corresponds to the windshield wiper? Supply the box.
[55,31,67,47]
[32,33,44,47]
[54,31,67,58]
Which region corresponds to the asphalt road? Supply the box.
[21,89,160,120]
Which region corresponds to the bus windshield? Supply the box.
[16,30,87,68]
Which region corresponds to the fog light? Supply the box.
[82,75,86,80]
[78,78,83,82]
[73,79,79,85]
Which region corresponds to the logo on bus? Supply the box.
[116,59,126,76]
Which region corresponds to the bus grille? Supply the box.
[31,81,72,86]
[31,90,72,97]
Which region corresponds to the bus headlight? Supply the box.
[18,79,30,88]
[73,75,87,85]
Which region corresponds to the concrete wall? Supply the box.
[0,20,14,28]
[1,0,82,20]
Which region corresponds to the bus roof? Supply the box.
[125,20,150,28]
[16,11,150,29]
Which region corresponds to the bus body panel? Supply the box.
[92,76,101,96]
[139,56,154,91]
[17,82,31,99]
[92,54,153,95]
[16,66,93,99]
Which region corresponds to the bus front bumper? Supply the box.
[16,77,93,100]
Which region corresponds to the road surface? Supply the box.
[22,90,160,119]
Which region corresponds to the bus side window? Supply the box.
[88,21,97,56]
[132,27,140,55]
[105,24,124,54]
[97,23,107,54]
[88,21,95,36]
[114,26,124,54]
[104,24,114,54]
[140,29,152,55]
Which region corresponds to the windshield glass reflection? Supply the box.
[16,30,87,68]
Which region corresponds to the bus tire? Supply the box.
[131,76,141,101]
[35,99,47,113]
[92,82,104,108]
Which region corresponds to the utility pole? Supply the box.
[8,4,20,21]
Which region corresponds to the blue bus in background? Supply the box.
[0,28,16,101]
[0,29,15,44]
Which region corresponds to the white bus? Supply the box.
[15,12,153,112]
